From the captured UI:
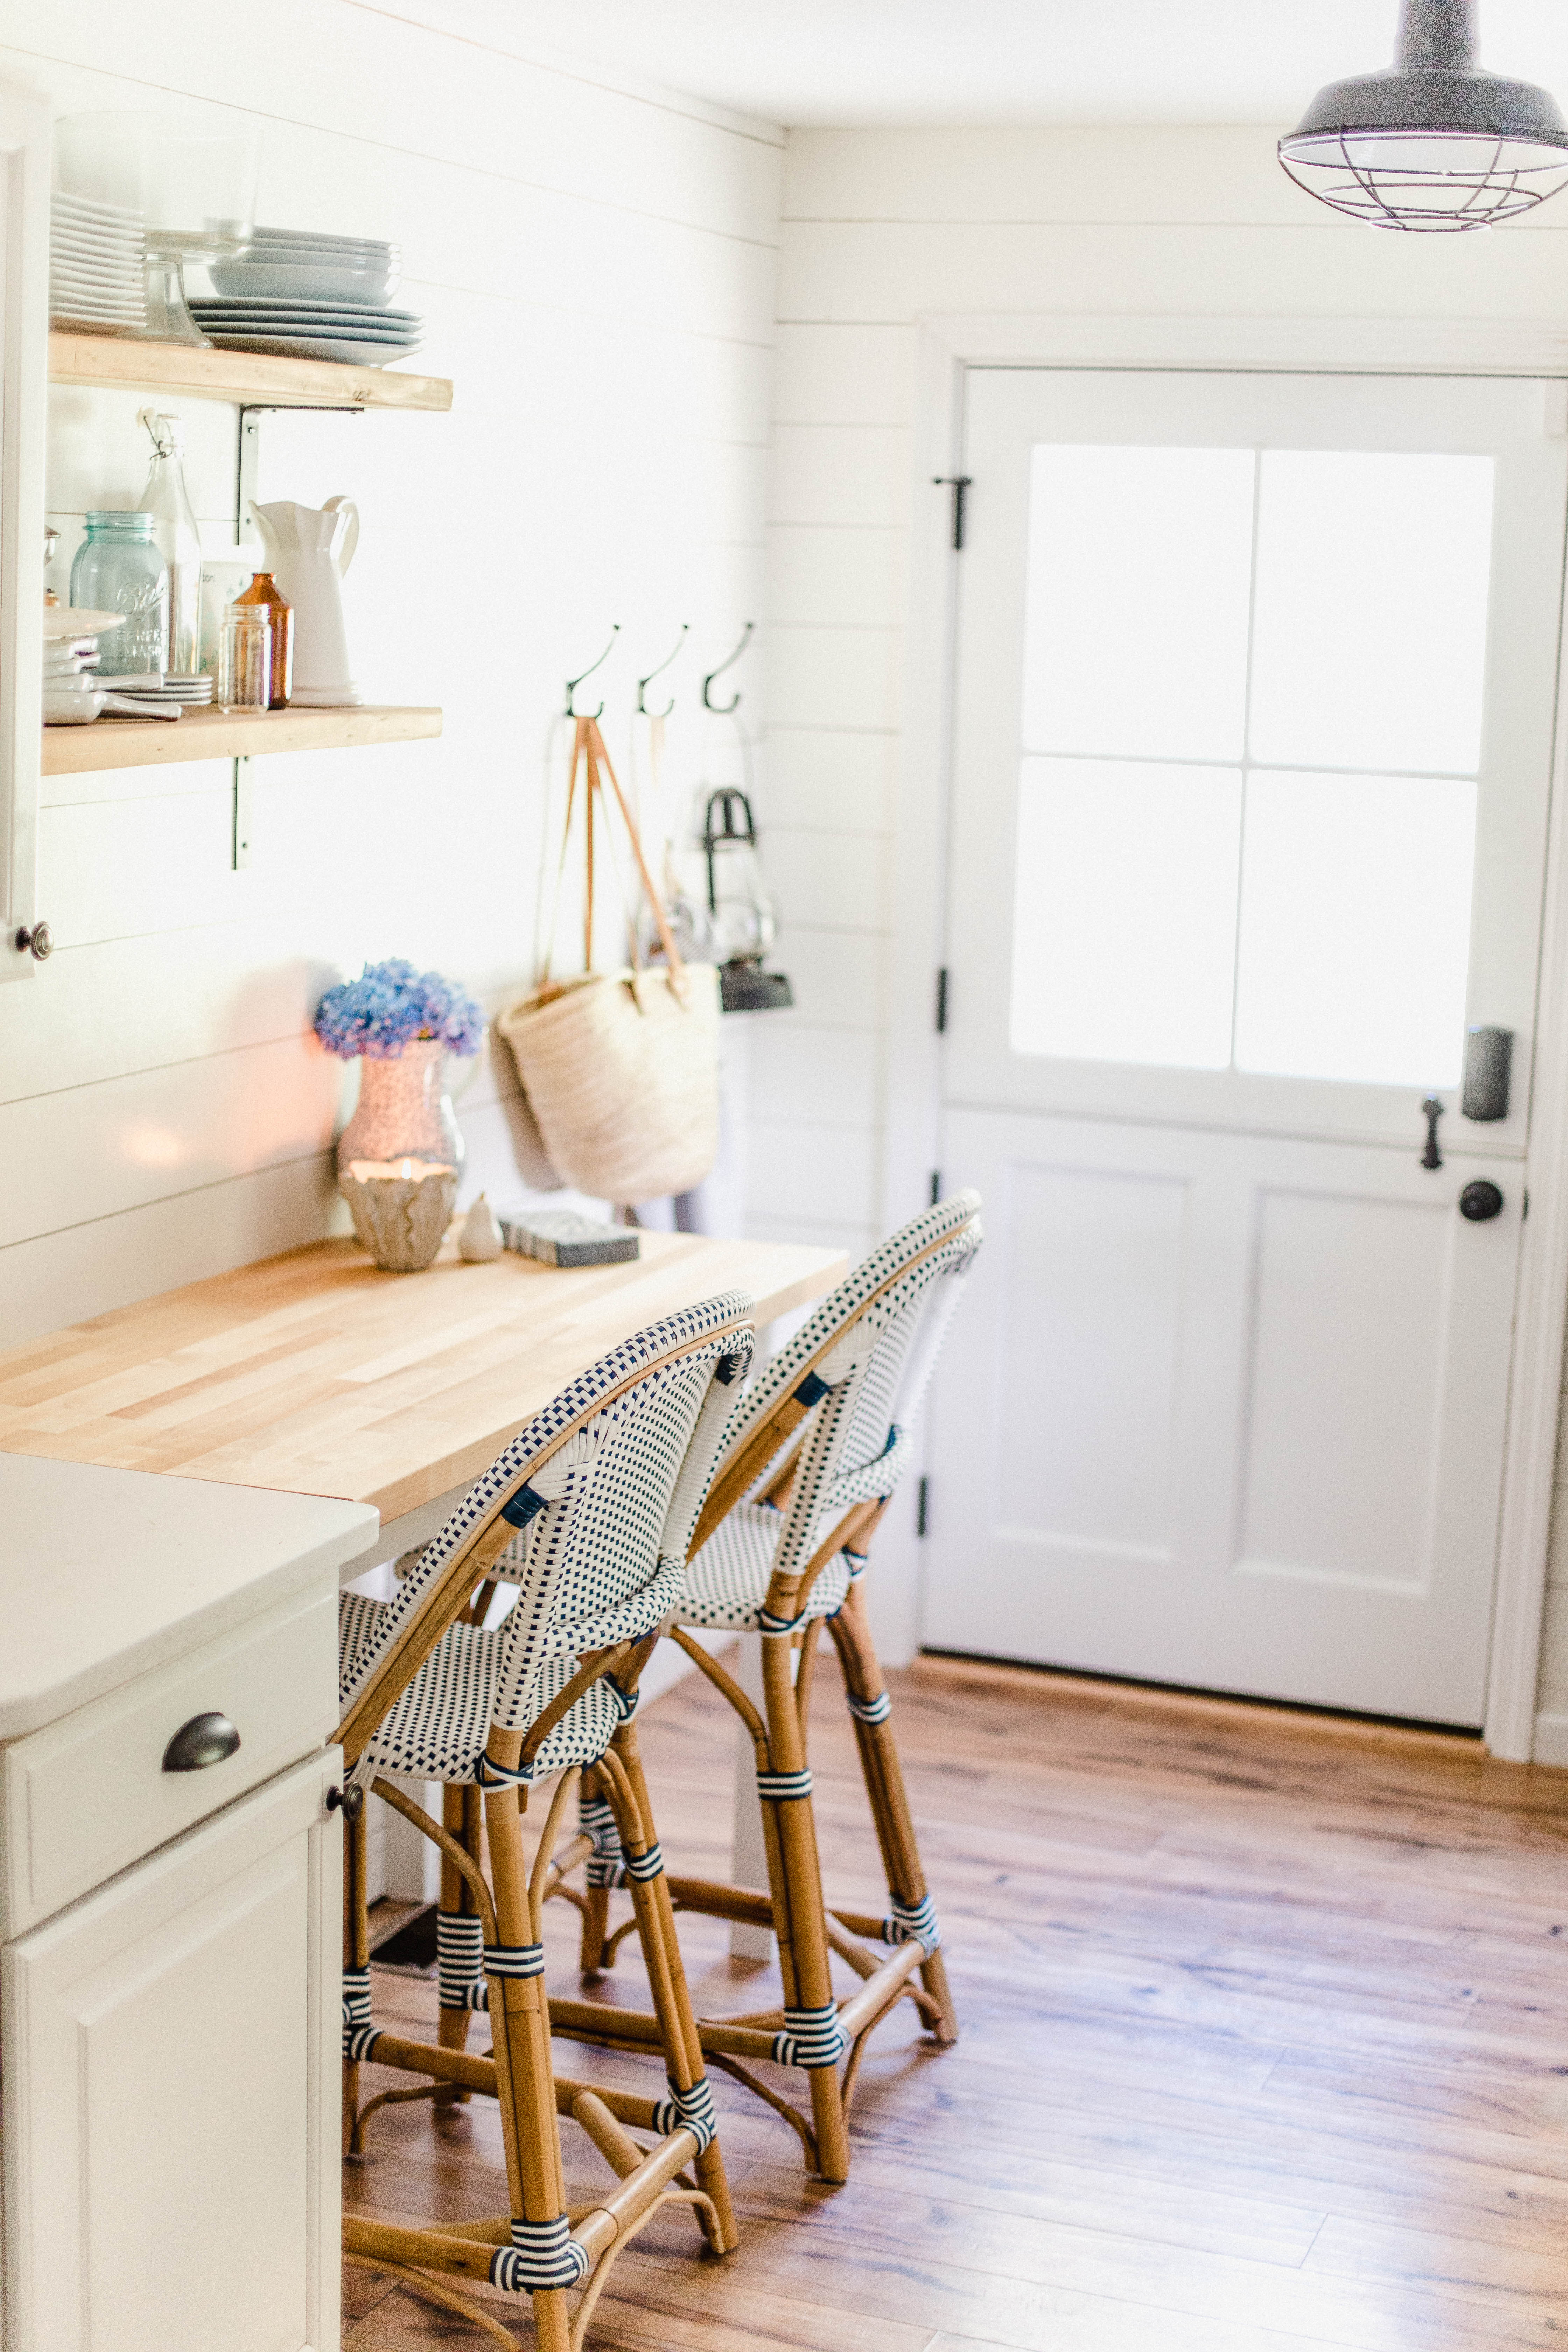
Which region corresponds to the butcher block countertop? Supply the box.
[0,1231,846,1527]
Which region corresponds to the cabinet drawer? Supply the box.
[0,1584,337,1938]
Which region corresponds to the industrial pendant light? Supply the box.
[1279,0,1568,230]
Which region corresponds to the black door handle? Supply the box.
[162,1711,241,1771]
[1459,1180,1504,1222]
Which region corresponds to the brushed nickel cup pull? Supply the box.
[162,1711,241,1771]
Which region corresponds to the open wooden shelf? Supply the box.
[48,330,451,413]
[41,703,442,774]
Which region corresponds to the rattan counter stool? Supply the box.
[548,1194,982,2185]
[336,1291,754,2352]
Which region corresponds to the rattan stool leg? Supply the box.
[829,1581,957,2044]
[577,1763,612,1975]
[760,1632,850,2183]
[485,1781,574,2352]
[603,1726,738,2252]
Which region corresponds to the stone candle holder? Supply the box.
[340,1157,458,1272]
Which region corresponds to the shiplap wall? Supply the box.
[0,2,781,1343]
[765,124,1568,1730]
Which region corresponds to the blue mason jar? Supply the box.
[70,511,169,674]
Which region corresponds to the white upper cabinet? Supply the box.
[0,78,50,983]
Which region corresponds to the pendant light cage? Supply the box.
[1278,126,1568,231]
[1279,0,1568,231]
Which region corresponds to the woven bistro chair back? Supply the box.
[684,1191,983,1637]
[340,1292,754,1793]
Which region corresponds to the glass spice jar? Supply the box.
[69,511,169,674]
[217,603,271,713]
[232,569,294,708]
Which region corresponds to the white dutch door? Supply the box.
[924,368,1567,1725]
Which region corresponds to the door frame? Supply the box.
[882,312,1568,1761]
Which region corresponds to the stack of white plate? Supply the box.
[194,226,420,367]
[97,672,214,709]
[50,194,146,334]
[42,612,177,724]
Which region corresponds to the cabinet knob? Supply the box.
[1459,1180,1505,1223]
[326,1782,364,1821]
[161,1711,241,1771]
[15,922,52,960]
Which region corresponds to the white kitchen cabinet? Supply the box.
[2,1748,342,2352]
[0,1453,376,2352]
[0,77,50,982]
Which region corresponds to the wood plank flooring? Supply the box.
[344,1653,1568,2351]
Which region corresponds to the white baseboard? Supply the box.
[1532,1710,1568,1766]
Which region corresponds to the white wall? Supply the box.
[762,123,1568,1732]
[0,2,781,1344]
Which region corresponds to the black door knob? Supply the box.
[1459,1180,1504,1222]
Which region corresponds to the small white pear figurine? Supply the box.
[457,1192,504,1262]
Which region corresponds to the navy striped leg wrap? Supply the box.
[756,1768,813,1802]
[883,1892,941,1958]
[474,1751,534,1789]
[437,1911,489,2010]
[581,1791,628,1889]
[651,2075,718,2152]
[845,1688,892,1725]
[489,2214,590,2294]
[771,2001,849,2069]
[342,1964,380,2062]
[622,1841,664,1883]
[484,1939,546,1982]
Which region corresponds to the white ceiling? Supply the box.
[453,1,1568,129]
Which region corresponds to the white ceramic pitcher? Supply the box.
[249,495,361,706]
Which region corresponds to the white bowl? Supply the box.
[209,258,399,305]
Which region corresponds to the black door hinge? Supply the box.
[916,1476,930,1538]
[932,475,972,551]
[935,967,949,1033]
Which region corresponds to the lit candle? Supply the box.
[340,1156,459,1272]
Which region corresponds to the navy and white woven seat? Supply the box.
[336,1289,755,2344]
[677,1499,856,1632]
[558,1194,984,2191]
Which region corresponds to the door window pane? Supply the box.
[1250,451,1494,774]
[1234,771,1476,1086]
[1011,756,1241,1068]
[1022,445,1255,762]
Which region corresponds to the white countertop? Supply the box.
[0,1452,376,1740]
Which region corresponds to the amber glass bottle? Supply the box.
[233,570,294,708]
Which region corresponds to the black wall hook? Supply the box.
[637,624,689,718]
[702,621,754,713]
[566,625,620,719]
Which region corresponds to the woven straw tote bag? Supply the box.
[498,715,720,1203]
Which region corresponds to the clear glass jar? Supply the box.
[138,414,203,677]
[217,604,270,713]
[69,512,169,675]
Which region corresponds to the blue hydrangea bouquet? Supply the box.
[316,958,484,1060]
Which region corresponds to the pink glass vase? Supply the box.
[335,1037,464,1176]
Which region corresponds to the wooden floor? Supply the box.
[345,1652,1568,2351]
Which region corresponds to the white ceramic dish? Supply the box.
[52,192,143,226]
[50,261,141,285]
[192,294,419,320]
[50,282,143,308]
[43,607,126,641]
[208,260,400,305]
[200,330,421,366]
[249,224,396,252]
[50,232,144,264]
[191,316,421,344]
